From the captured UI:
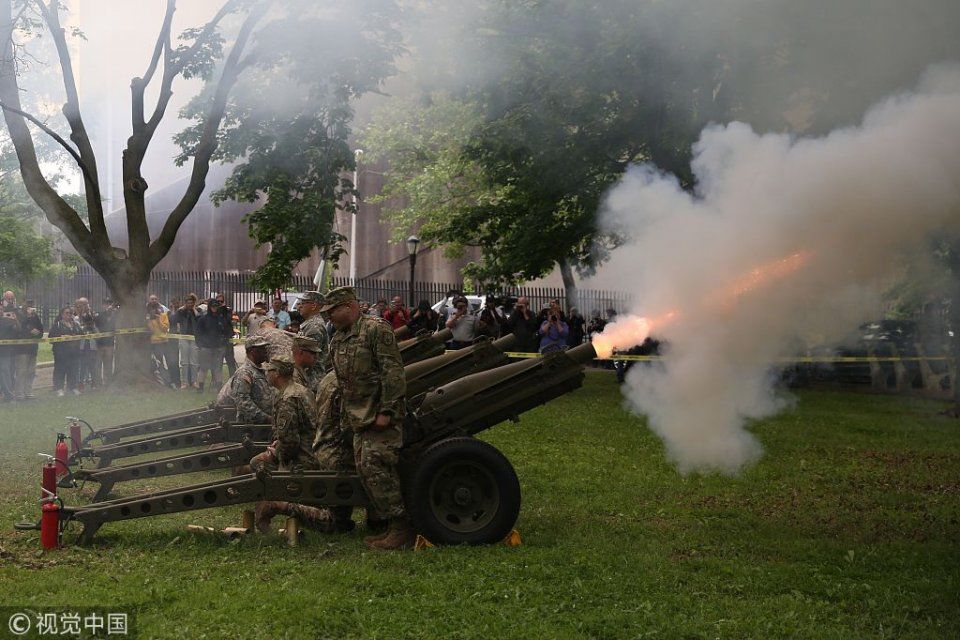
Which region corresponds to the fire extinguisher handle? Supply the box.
[66,416,94,435]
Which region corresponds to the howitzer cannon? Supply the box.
[64,328,453,455]
[69,335,518,500]
[398,328,453,365]
[62,343,597,545]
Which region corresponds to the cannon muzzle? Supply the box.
[399,328,453,365]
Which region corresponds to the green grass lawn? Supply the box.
[0,377,957,639]
[36,342,52,364]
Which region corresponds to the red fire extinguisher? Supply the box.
[42,459,57,499]
[69,422,82,453]
[40,491,61,550]
[54,433,69,479]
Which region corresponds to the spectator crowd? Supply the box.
[0,290,316,400]
[355,291,618,358]
[0,286,625,401]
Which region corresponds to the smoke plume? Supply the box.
[597,65,960,474]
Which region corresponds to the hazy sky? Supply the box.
[60,0,224,210]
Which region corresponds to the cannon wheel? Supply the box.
[407,437,520,545]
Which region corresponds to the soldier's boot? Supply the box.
[367,518,417,551]
[330,506,356,534]
[254,500,288,534]
[362,517,390,544]
[288,504,336,533]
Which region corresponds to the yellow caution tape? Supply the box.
[0,335,952,364]
[0,329,243,345]
[0,329,147,344]
[503,351,954,363]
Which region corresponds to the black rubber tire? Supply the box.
[407,437,520,545]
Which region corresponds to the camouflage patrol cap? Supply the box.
[318,286,357,312]
[262,354,295,375]
[292,336,323,353]
[299,291,325,304]
[244,335,270,350]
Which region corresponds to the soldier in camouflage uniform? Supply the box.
[296,290,330,365]
[215,335,274,424]
[249,355,334,534]
[257,318,294,358]
[292,336,324,393]
[316,286,413,550]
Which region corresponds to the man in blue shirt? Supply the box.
[267,297,291,330]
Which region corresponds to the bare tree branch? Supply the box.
[132,0,175,129]
[149,1,267,267]
[38,0,107,243]
[120,0,246,261]
[0,0,99,268]
[168,0,240,76]
[0,101,97,186]
[141,0,174,88]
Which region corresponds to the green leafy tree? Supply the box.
[0,0,400,378]
[362,0,722,305]
[176,0,402,291]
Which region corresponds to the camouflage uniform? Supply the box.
[258,326,294,359]
[294,363,323,395]
[216,360,274,424]
[320,296,406,520]
[250,356,318,472]
[250,355,328,534]
[270,382,318,469]
[298,315,330,366]
[313,371,350,472]
[292,336,324,394]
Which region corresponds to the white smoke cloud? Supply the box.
[598,65,960,474]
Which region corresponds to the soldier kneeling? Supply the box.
[250,355,336,534]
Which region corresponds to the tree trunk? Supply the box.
[109,273,156,387]
[558,258,578,313]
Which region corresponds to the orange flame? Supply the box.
[593,251,810,357]
[704,251,811,310]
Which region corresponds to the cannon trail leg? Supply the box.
[66,472,370,545]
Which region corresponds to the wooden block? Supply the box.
[285,517,299,547]
[223,527,248,540]
[186,525,216,534]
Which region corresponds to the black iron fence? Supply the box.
[327,277,632,316]
[8,266,632,328]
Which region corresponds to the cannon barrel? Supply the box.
[399,328,453,365]
[405,334,516,401]
[405,342,597,448]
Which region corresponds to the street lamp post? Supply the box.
[406,235,420,309]
[349,149,363,282]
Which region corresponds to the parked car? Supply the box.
[432,295,484,317]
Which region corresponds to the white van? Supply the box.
[432,295,484,317]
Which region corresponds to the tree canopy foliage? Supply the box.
[361,0,960,294]
[0,0,402,303]
[361,0,726,289]
[177,0,402,290]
